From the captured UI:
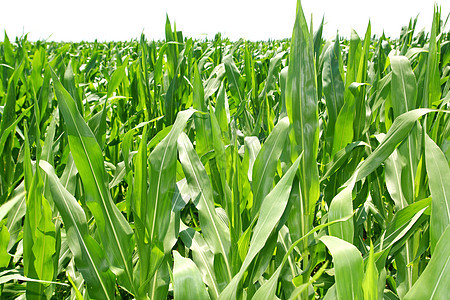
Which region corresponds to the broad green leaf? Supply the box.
[0,105,33,159]
[179,223,220,299]
[0,269,69,286]
[0,190,23,222]
[321,141,369,182]
[390,55,419,206]
[215,81,230,136]
[223,55,243,103]
[203,64,225,101]
[193,62,211,157]
[286,0,320,257]
[252,215,354,299]
[51,68,135,292]
[332,29,361,156]
[177,132,231,277]
[373,198,431,253]
[133,125,148,231]
[422,7,441,108]
[133,125,151,294]
[353,22,370,140]
[107,64,126,99]
[209,106,232,212]
[219,155,301,300]
[251,117,289,217]
[244,136,261,182]
[150,256,172,300]
[320,236,364,300]
[5,183,26,252]
[355,109,434,182]
[404,225,450,300]
[329,172,358,243]
[63,60,83,114]
[425,134,450,252]
[173,251,210,300]
[382,134,409,210]
[40,161,115,300]
[362,242,378,300]
[288,261,328,300]
[22,121,55,298]
[31,194,55,284]
[323,35,345,158]
[259,52,285,101]
[146,108,195,283]
[391,56,417,117]
[0,225,10,268]
[0,75,18,202]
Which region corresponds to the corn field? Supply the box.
[0,1,449,299]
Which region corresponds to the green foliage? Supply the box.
[0,1,449,299]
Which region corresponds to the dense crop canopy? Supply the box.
[0,1,449,299]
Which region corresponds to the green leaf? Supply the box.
[390,55,419,206]
[5,183,26,252]
[0,225,10,268]
[329,172,357,243]
[321,141,369,182]
[251,117,289,217]
[252,215,354,299]
[404,225,450,300]
[107,64,126,99]
[209,106,232,213]
[223,55,243,103]
[63,60,83,114]
[320,236,364,300]
[422,7,441,108]
[0,105,33,159]
[0,73,18,202]
[215,81,230,136]
[40,161,115,299]
[219,154,301,300]
[353,22,371,140]
[425,134,450,252]
[179,223,220,299]
[288,261,328,300]
[32,194,56,283]
[193,63,211,157]
[332,30,361,156]
[0,269,69,286]
[382,134,409,210]
[355,109,434,182]
[373,198,431,253]
[362,242,378,300]
[177,132,231,277]
[173,251,210,300]
[147,108,195,253]
[50,68,135,292]
[390,56,417,117]
[285,0,320,257]
[323,35,345,157]
[0,190,23,222]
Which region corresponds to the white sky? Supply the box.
[1,0,449,42]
